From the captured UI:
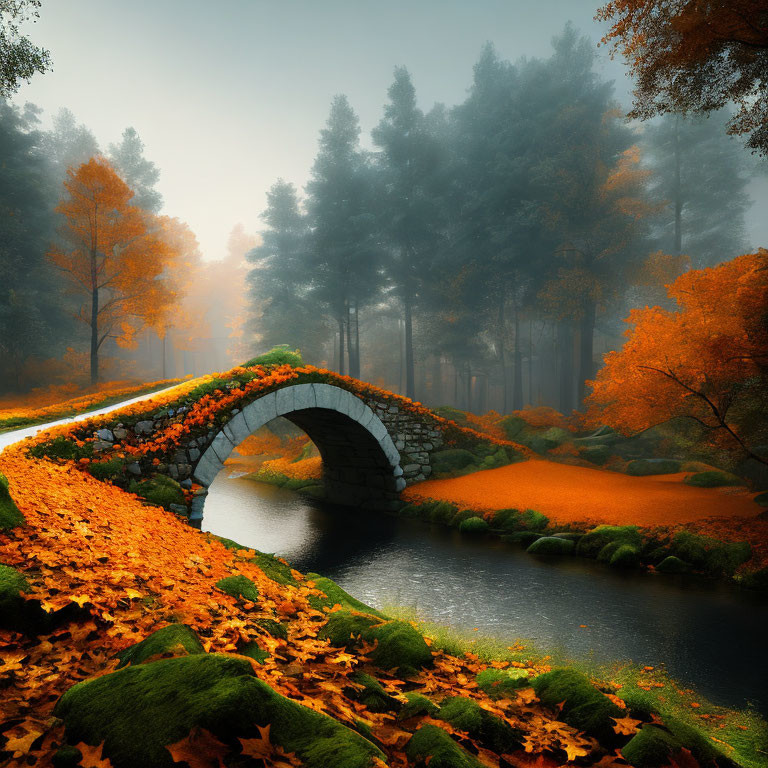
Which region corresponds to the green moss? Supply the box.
[117,624,204,668]
[215,574,259,602]
[577,525,642,558]
[755,491,768,507]
[397,692,439,720]
[493,508,548,532]
[348,672,399,713]
[476,668,530,699]
[87,457,126,482]
[527,536,575,556]
[54,654,384,768]
[237,641,270,664]
[244,345,304,368]
[532,669,623,741]
[519,509,549,530]
[499,415,526,440]
[671,532,751,576]
[431,449,477,475]
[306,574,386,617]
[738,566,768,590]
[254,618,288,639]
[626,459,681,476]
[684,470,746,487]
[129,475,185,510]
[0,563,31,633]
[436,696,523,753]
[609,544,642,568]
[52,745,82,767]
[406,723,485,768]
[0,472,25,530]
[458,516,489,534]
[251,551,297,585]
[297,484,325,499]
[622,724,684,767]
[319,610,433,676]
[655,556,691,574]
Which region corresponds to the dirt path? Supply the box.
[403,459,762,527]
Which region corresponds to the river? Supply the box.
[203,467,768,716]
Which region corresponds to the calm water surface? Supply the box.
[203,469,768,715]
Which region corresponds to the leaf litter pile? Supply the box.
[0,392,761,767]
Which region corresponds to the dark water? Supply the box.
[203,470,768,715]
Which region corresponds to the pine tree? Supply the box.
[108,127,163,213]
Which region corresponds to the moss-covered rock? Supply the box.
[655,556,691,574]
[0,563,33,633]
[684,470,745,488]
[87,457,127,482]
[458,516,489,534]
[436,696,523,753]
[0,472,25,530]
[626,459,681,476]
[671,532,751,576]
[406,723,485,768]
[499,415,526,440]
[577,525,642,559]
[306,574,386,617]
[347,672,399,713]
[622,724,684,767]
[492,508,548,532]
[397,692,440,720]
[738,566,768,590]
[476,668,530,699]
[248,551,297,585]
[215,574,259,602]
[579,444,612,465]
[527,536,575,556]
[319,610,433,676]
[116,624,204,668]
[52,745,83,768]
[755,491,768,507]
[244,345,304,368]
[531,669,623,741]
[609,544,642,568]
[129,474,185,510]
[54,653,384,768]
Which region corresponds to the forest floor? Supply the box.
[402,460,762,528]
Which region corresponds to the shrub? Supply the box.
[579,444,612,465]
[684,470,745,487]
[499,415,526,440]
[671,532,751,576]
[626,459,681,476]
[577,525,642,558]
[87,457,126,482]
[458,516,489,535]
[244,345,303,368]
[129,475,185,510]
[430,449,477,476]
[609,544,641,568]
[655,556,690,574]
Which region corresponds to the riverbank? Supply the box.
[1,446,766,767]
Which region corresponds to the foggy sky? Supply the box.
[12,0,768,261]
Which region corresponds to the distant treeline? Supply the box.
[246,25,753,414]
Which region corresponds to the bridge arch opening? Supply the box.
[189,383,404,527]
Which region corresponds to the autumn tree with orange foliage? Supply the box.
[587,249,768,466]
[49,157,178,384]
[597,0,768,154]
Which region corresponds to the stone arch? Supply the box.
[188,383,404,526]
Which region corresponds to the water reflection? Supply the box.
[204,470,768,715]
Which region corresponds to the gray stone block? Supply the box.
[96,428,114,442]
[291,383,317,411]
[135,420,154,434]
[223,412,251,445]
[209,430,234,463]
[343,393,366,422]
[193,450,220,486]
[395,477,407,492]
[312,383,341,411]
[275,386,295,415]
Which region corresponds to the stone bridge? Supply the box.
[174,383,444,527]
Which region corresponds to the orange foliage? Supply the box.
[403,460,761,528]
[0,378,183,426]
[49,157,181,382]
[258,456,323,483]
[586,251,768,462]
[513,406,570,430]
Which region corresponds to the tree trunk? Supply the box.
[512,306,523,411]
[578,300,596,406]
[338,316,345,375]
[354,298,360,378]
[674,116,682,257]
[528,319,533,406]
[497,296,508,413]
[90,286,99,385]
[558,320,574,414]
[465,363,472,412]
[162,333,167,379]
[431,355,442,405]
[404,296,415,399]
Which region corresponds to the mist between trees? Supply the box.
[0,25,758,412]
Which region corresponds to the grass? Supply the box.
[383,605,768,768]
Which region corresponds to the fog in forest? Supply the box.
[2,0,766,415]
